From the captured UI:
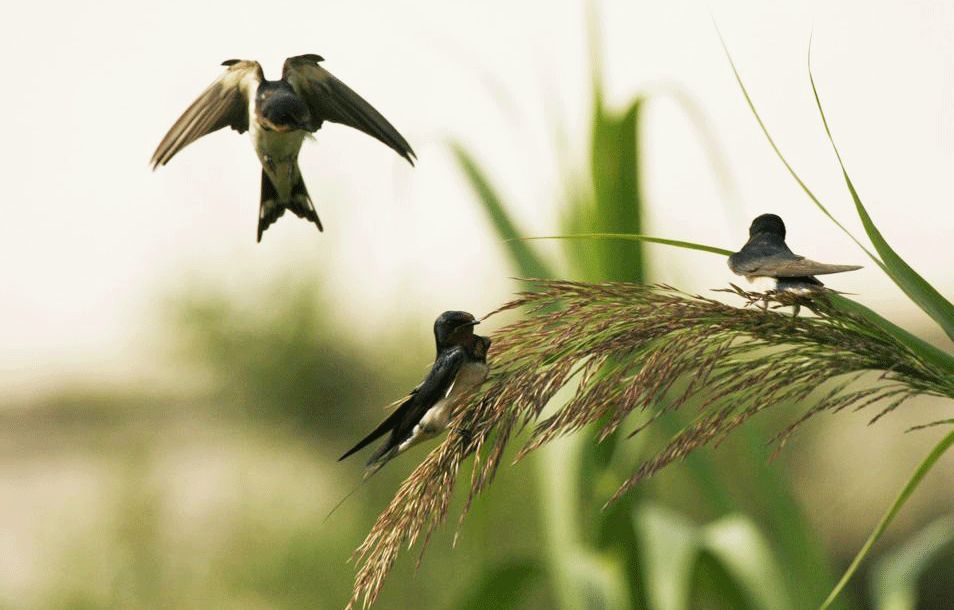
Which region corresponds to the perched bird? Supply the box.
[339,311,491,474]
[151,54,415,242]
[728,213,862,295]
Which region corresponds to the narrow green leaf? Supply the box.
[521,233,732,256]
[807,55,954,342]
[714,26,878,262]
[451,143,553,278]
[870,516,954,610]
[819,429,954,610]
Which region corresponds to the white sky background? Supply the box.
[1,0,952,395]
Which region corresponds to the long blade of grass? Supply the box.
[714,25,881,265]
[520,233,732,256]
[819,429,954,610]
[807,50,954,342]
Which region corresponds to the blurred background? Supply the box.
[1,0,952,608]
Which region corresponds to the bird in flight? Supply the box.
[728,213,861,295]
[152,54,415,242]
[339,311,491,475]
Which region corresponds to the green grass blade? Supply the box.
[819,429,954,610]
[451,142,553,278]
[714,25,879,263]
[807,54,954,342]
[870,516,954,610]
[520,233,732,256]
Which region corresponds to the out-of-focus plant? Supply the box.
[172,278,389,439]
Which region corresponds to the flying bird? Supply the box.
[339,311,490,475]
[728,213,862,294]
[151,54,415,242]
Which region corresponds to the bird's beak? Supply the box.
[463,320,480,327]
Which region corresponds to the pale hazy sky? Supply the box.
[1,0,952,395]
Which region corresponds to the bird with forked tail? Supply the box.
[152,54,415,242]
[728,214,862,315]
[339,311,491,476]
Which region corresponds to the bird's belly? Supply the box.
[745,275,780,292]
[251,124,306,199]
[450,361,490,396]
[397,399,450,453]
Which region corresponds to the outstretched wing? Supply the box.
[282,54,415,165]
[733,254,862,277]
[151,59,263,168]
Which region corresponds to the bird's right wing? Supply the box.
[151,60,263,168]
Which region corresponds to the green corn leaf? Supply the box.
[869,515,954,610]
[807,55,954,342]
[820,429,954,609]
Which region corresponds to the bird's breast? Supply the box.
[449,361,490,397]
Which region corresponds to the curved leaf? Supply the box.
[807,52,954,342]
[820,429,954,609]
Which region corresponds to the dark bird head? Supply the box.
[434,311,480,352]
[256,82,311,132]
[749,213,786,238]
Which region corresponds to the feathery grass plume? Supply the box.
[347,280,954,608]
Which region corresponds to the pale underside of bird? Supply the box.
[152,54,415,242]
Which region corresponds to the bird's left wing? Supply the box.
[151,59,263,168]
[755,257,862,277]
[282,54,416,165]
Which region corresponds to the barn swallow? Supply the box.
[151,54,415,242]
[728,213,862,295]
[339,311,490,474]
